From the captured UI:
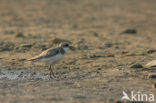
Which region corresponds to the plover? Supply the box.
[29,42,74,78]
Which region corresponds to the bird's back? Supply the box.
[29,47,61,62]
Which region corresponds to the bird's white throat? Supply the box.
[63,47,69,52]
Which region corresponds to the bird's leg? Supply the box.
[48,65,62,80]
[48,65,56,79]
[48,65,52,78]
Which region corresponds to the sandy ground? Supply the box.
[0,0,156,103]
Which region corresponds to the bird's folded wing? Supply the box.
[29,47,60,61]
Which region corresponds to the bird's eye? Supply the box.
[65,44,69,47]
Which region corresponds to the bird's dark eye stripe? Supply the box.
[65,44,69,47]
[61,43,69,47]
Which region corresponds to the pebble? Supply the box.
[72,24,78,29]
[0,46,10,51]
[116,101,122,103]
[105,42,113,48]
[152,83,156,89]
[88,53,114,58]
[15,32,25,38]
[121,29,137,34]
[15,44,32,50]
[121,51,129,54]
[147,49,156,54]
[34,43,47,50]
[50,37,71,44]
[18,59,26,61]
[4,31,15,35]
[136,51,146,56]
[0,41,14,51]
[131,63,143,68]
[89,31,99,37]
[19,44,32,48]
[148,73,156,79]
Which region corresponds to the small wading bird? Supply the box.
[28,42,74,79]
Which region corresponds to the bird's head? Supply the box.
[59,42,74,51]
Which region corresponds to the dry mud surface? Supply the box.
[0,0,156,103]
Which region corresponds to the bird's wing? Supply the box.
[29,47,60,61]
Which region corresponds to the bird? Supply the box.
[28,42,74,79]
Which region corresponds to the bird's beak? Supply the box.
[69,46,75,50]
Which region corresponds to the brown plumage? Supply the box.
[29,47,65,62]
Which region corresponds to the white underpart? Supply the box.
[63,47,69,52]
[40,54,64,64]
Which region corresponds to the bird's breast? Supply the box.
[45,54,64,64]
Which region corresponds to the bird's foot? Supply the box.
[50,73,67,80]
[49,73,62,81]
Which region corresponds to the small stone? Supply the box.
[18,59,26,61]
[0,41,14,51]
[0,46,10,51]
[19,44,32,48]
[121,29,137,34]
[89,54,99,58]
[105,53,114,57]
[121,51,129,54]
[126,53,136,56]
[131,63,143,68]
[16,44,32,50]
[105,42,113,48]
[34,44,47,50]
[136,51,146,56]
[4,31,15,35]
[116,101,122,103]
[15,32,25,38]
[147,49,156,54]
[152,83,156,89]
[50,37,71,44]
[72,24,78,29]
[98,46,105,49]
[92,32,99,37]
[148,73,156,79]
[28,33,38,38]
[97,67,102,70]
[89,31,99,37]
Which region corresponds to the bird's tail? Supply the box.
[27,57,39,62]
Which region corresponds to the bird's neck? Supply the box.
[59,47,66,54]
[63,47,69,52]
